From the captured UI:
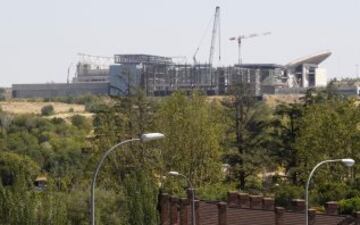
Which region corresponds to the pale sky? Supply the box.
[1,0,359,87]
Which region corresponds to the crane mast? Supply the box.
[209,6,220,67]
[229,32,271,65]
[209,6,221,86]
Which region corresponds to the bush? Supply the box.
[0,152,40,186]
[339,197,360,214]
[197,182,237,201]
[314,182,347,205]
[41,105,55,116]
[274,184,303,208]
[244,176,263,194]
[71,115,91,131]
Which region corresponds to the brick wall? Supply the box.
[159,191,357,225]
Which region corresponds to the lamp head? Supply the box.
[341,158,355,167]
[141,133,165,142]
[168,171,180,176]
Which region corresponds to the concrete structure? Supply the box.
[286,51,331,88]
[218,64,286,96]
[336,86,360,96]
[12,82,109,98]
[109,64,142,96]
[11,51,332,99]
[0,87,12,100]
[72,63,109,83]
[110,54,216,96]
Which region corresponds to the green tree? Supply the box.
[222,83,273,190]
[0,152,40,186]
[156,92,224,187]
[91,90,161,225]
[295,99,360,185]
[124,170,159,225]
[270,103,303,184]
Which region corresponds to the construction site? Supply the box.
[12,7,331,99]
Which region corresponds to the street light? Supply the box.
[90,133,165,225]
[305,158,355,225]
[168,171,196,225]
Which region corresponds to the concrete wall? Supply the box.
[109,64,142,96]
[336,87,360,96]
[315,68,327,87]
[12,82,109,98]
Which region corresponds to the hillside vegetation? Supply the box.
[2,88,360,224]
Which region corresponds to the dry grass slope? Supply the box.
[0,101,85,115]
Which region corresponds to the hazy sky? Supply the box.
[1,0,359,87]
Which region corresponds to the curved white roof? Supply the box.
[286,50,332,68]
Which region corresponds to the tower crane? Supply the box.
[229,32,271,65]
[208,6,221,86]
[209,6,221,67]
[192,6,221,66]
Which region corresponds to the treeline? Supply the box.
[2,86,360,224]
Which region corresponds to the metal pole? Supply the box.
[178,174,196,225]
[238,38,242,65]
[90,138,140,225]
[305,159,341,225]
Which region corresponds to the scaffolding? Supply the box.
[109,54,288,97]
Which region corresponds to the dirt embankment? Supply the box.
[0,101,85,114]
[262,94,304,108]
[0,101,96,123]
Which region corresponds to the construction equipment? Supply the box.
[209,6,221,67]
[67,62,74,84]
[208,6,221,86]
[229,32,271,65]
[192,6,221,66]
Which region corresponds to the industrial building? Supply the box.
[10,5,332,99]
[286,51,330,88]
[11,51,331,99]
[12,82,109,98]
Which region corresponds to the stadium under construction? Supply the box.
[12,51,331,99]
[11,6,332,99]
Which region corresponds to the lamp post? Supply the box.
[305,158,355,225]
[168,171,196,225]
[90,133,165,225]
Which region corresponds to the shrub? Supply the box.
[244,176,263,194]
[71,115,91,131]
[314,182,347,205]
[197,182,237,201]
[0,152,40,186]
[339,197,360,214]
[51,117,65,125]
[274,184,303,208]
[41,105,55,116]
